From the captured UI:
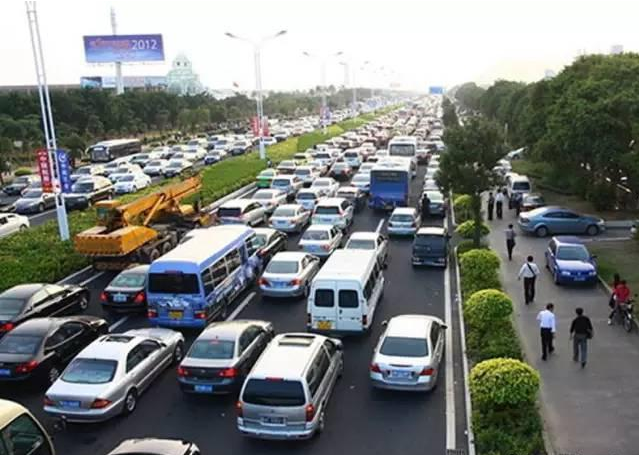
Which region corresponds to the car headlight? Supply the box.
[561,270,571,276]
[589,270,597,275]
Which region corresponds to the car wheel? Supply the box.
[586,224,599,236]
[535,226,549,238]
[123,389,138,415]
[173,342,185,364]
[38,203,44,212]
[47,365,61,384]
[78,294,89,311]
[19,225,27,232]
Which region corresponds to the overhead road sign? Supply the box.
[429,86,444,94]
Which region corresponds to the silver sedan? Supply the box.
[259,252,321,298]
[44,328,185,422]
[269,204,311,233]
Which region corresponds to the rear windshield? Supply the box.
[512,181,530,191]
[297,193,317,200]
[218,207,242,218]
[188,339,235,360]
[0,298,27,318]
[273,207,297,217]
[148,273,200,294]
[345,152,359,158]
[390,214,414,223]
[253,192,275,200]
[295,169,310,176]
[266,261,300,274]
[272,179,291,186]
[62,359,117,384]
[313,180,329,187]
[339,290,359,308]
[302,230,329,241]
[243,379,306,406]
[314,289,334,307]
[315,206,339,215]
[316,153,331,159]
[353,175,369,182]
[148,161,163,166]
[415,235,445,249]
[346,239,376,250]
[110,272,146,288]
[380,336,429,357]
[0,334,42,355]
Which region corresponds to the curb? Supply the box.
[449,190,457,227]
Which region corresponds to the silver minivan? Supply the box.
[237,333,343,440]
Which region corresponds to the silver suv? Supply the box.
[237,333,343,440]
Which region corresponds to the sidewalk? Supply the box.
[486,209,639,455]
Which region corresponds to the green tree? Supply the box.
[155,109,170,132]
[437,118,504,247]
[59,133,86,166]
[0,137,12,185]
[455,82,485,111]
[442,97,458,128]
[177,108,192,132]
[86,114,104,137]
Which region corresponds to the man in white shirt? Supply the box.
[495,190,505,219]
[537,303,556,360]
[518,255,540,304]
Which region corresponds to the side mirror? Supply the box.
[333,339,343,351]
[441,324,448,330]
[590,255,597,260]
[381,320,388,327]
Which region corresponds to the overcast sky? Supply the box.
[2,0,637,91]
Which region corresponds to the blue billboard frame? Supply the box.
[83,34,165,63]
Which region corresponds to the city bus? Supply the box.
[369,158,413,210]
[88,139,142,163]
[387,136,417,177]
[146,225,262,328]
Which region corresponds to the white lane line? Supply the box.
[444,259,456,451]
[227,291,256,321]
[375,218,385,233]
[109,316,130,332]
[56,265,93,284]
[79,271,106,287]
[28,209,56,221]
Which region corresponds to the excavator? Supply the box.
[75,175,212,270]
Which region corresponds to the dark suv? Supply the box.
[63,176,113,210]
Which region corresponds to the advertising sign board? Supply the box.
[83,34,165,63]
[55,150,72,193]
[36,149,53,193]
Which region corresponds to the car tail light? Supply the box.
[289,278,301,286]
[321,244,331,251]
[420,367,435,376]
[194,311,207,320]
[147,309,158,319]
[258,277,269,286]
[177,366,189,377]
[219,367,238,378]
[133,292,145,304]
[236,400,243,418]
[362,314,368,326]
[43,396,54,406]
[99,292,108,302]
[0,322,15,333]
[411,222,417,227]
[305,404,316,422]
[370,363,381,373]
[91,399,112,409]
[15,361,38,374]
[307,313,311,326]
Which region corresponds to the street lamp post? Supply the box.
[303,51,342,133]
[225,30,287,161]
[339,60,357,117]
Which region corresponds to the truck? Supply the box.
[74,176,211,270]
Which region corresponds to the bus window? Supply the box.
[1,414,52,455]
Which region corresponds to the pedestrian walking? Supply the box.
[420,193,431,220]
[495,190,505,219]
[537,303,556,360]
[513,193,522,215]
[487,192,495,221]
[570,307,593,368]
[518,255,540,304]
[505,224,517,260]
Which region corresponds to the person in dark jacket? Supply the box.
[570,307,593,368]
[421,193,431,220]
[487,192,495,221]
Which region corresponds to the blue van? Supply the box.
[147,225,262,328]
[411,227,450,267]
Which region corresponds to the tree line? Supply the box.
[454,53,639,210]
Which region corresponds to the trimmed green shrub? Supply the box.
[470,358,540,410]
[296,125,344,152]
[14,167,33,176]
[456,239,488,256]
[459,249,501,297]
[473,406,544,455]
[453,194,473,222]
[464,289,513,328]
[455,219,489,239]
[466,319,522,361]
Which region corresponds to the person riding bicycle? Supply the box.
[609,279,631,325]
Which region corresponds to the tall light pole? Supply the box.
[225,30,287,160]
[303,51,342,133]
[26,1,70,241]
[111,7,124,95]
[339,60,357,117]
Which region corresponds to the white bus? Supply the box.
[387,136,418,177]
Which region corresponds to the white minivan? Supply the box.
[307,249,384,334]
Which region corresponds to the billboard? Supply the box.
[81,76,167,89]
[83,34,165,63]
[429,86,444,95]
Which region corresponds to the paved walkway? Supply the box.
[485,206,639,455]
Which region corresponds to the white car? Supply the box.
[388,207,421,236]
[351,173,371,193]
[171,152,197,163]
[310,177,339,198]
[298,224,343,258]
[294,166,320,187]
[217,199,267,226]
[295,188,322,211]
[164,159,193,177]
[276,160,298,175]
[0,213,29,239]
[261,137,277,146]
[344,231,389,267]
[423,179,439,191]
[143,159,169,176]
[370,315,446,392]
[251,189,288,214]
[269,204,311,233]
[113,173,152,194]
[108,164,144,183]
[358,163,376,175]
[71,165,105,183]
[311,197,354,230]
[308,159,329,175]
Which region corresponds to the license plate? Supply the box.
[390,370,412,379]
[317,320,332,330]
[194,384,213,393]
[59,400,81,408]
[169,311,183,319]
[262,416,285,425]
[0,369,11,376]
[574,276,585,281]
[272,282,286,288]
[113,294,127,302]
[320,217,333,223]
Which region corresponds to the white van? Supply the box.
[507,175,531,199]
[307,250,384,334]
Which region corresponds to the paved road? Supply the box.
[0,167,468,455]
[487,205,639,455]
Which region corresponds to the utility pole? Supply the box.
[111,7,124,95]
[26,1,70,240]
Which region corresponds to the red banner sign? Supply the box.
[36,148,53,193]
[251,116,259,137]
[262,117,269,137]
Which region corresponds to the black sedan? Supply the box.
[100,264,149,313]
[0,283,90,337]
[107,439,200,455]
[253,228,287,267]
[0,316,109,385]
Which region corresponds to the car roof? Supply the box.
[199,320,265,340]
[552,236,586,246]
[5,317,55,335]
[109,438,194,455]
[250,333,325,379]
[253,227,277,237]
[337,186,358,193]
[0,284,46,299]
[272,175,296,180]
[77,333,147,361]
[306,224,332,232]
[387,315,437,338]
[270,252,308,262]
[391,207,417,215]
[349,231,378,240]
[221,199,256,209]
[316,197,346,206]
[275,204,303,211]
[416,227,446,236]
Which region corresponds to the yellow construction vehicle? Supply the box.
[75,176,211,270]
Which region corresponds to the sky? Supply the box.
[2,0,638,91]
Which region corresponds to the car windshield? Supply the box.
[380,336,429,357]
[242,379,306,406]
[556,245,590,261]
[253,192,274,200]
[513,181,530,191]
[75,167,92,175]
[353,175,369,182]
[259,170,275,177]
[218,207,242,218]
[119,175,135,182]
[346,239,376,250]
[0,298,26,317]
[315,206,339,215]
[313,180,329,187]
[254,234,267,247]
[345,152,359,158]
[0,334,42,355]
[188,339,235,360]
[110,272,146,288]
[297,192,316,200]
[22,190,42,199]
[62,359,117,384]
[426,192,444,202]
[273,207,297,217]
[72,182,94,193]
[167,161,182,168]
[302,230,329,241]
[391,214,414,223]
[415,235,446,249]
[295,169,310,176]
[147,161,163,167]
[266,260,300,274]
[148,273,200,294]
[272,179,291,186]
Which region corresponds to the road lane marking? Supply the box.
[79,271,106,287]
[109,316,130,332]
[375,218,385,233]
[28,209,56,221]
[444,259,456,451]
[56,265,93,285]
[227,291,256,321]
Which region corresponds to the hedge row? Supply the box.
[0,114,382,292]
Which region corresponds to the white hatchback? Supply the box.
[298,224,343,258]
